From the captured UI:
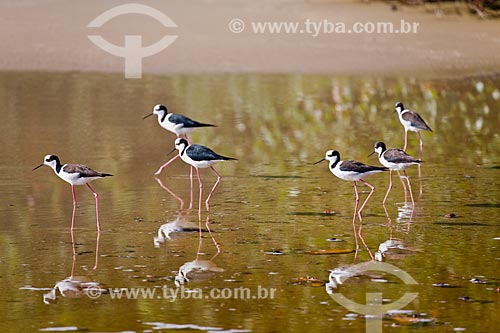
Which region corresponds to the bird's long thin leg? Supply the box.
[352,181,360,257]
[86,183,101,232]
[70,185,77,231]
[154,154,180,176]
[382,170,393,205]
[403,170,415,206]
[189,166,194,210]
[205,166,222,212]
[403,130,409,151]
[195,167,203,221]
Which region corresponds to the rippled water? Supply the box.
[1,72,499,332]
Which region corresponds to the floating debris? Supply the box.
[444,213,456,218]
[385,310,435,326]
[432,283,460,288]
[469,277,487,284]
[264,250,284,255]
[292,276,327,287]
[326,238,344,242]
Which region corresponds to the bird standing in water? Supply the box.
[394,101,432,160]
[33,155,112,231]
[369,141,421,206]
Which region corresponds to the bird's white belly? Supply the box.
[331,168,365,181]
[58,171,95,185]
[180,154,215,169]
[379,159,407,171]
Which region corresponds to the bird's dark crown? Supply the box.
[45,155,60,163]
[155,104,168,113]
[374,141,386,151]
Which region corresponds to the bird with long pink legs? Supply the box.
[143,104,215,176]
[395,102,431,197]
[315,150,386,255]
[33,155,112,232]
[394,102,432,158]
[369,141,421,207]
[168,138,236,220]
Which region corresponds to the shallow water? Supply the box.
[1,72,499,332]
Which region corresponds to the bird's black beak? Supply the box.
[143,113,154,120]
[313,158,326,165]
[368,151,376,158]
[32,164,44,171]
[166,147,176,156]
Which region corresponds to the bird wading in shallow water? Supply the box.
[394,101,432,159]
[167,138,236,218]
[143,104,215,141]
[33,155,112,231]
[315,150,387,253]
[369,141,421,206]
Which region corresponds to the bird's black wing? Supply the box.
[169,113,214,128]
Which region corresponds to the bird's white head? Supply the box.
[394,102,404,114]
[153,104,168,116]
[324,150,340,163]
[33,155,60,171]
[314,150,340,166]
[174,138,189,152]
[373,141,386,157]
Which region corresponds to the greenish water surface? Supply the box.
[0,72,499,332]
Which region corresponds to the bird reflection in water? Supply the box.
[153,178,223,285]
[375,204,417,262]
[43,230,105,304]
[175,215,223,286]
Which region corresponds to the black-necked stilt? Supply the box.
[369,141,421,206]
[33,155,112,231]
[143,104,215,139]
[168,138,236,216]
[394,102,432,159]
[315,150,386,252]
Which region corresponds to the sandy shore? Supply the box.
[0,0,499,77]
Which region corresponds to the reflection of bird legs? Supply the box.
[69,227,100,275]
[357,223,374,261]
[382,204,394,239]
[155,177,185,210]
[70,228,77,277]
[352,180,375,261]
[195,166,222,220]
[196,215,221,260]
[205,215,221,259]
[400,170,414,206]
[417,164,423,197]
[93,232,100,271]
